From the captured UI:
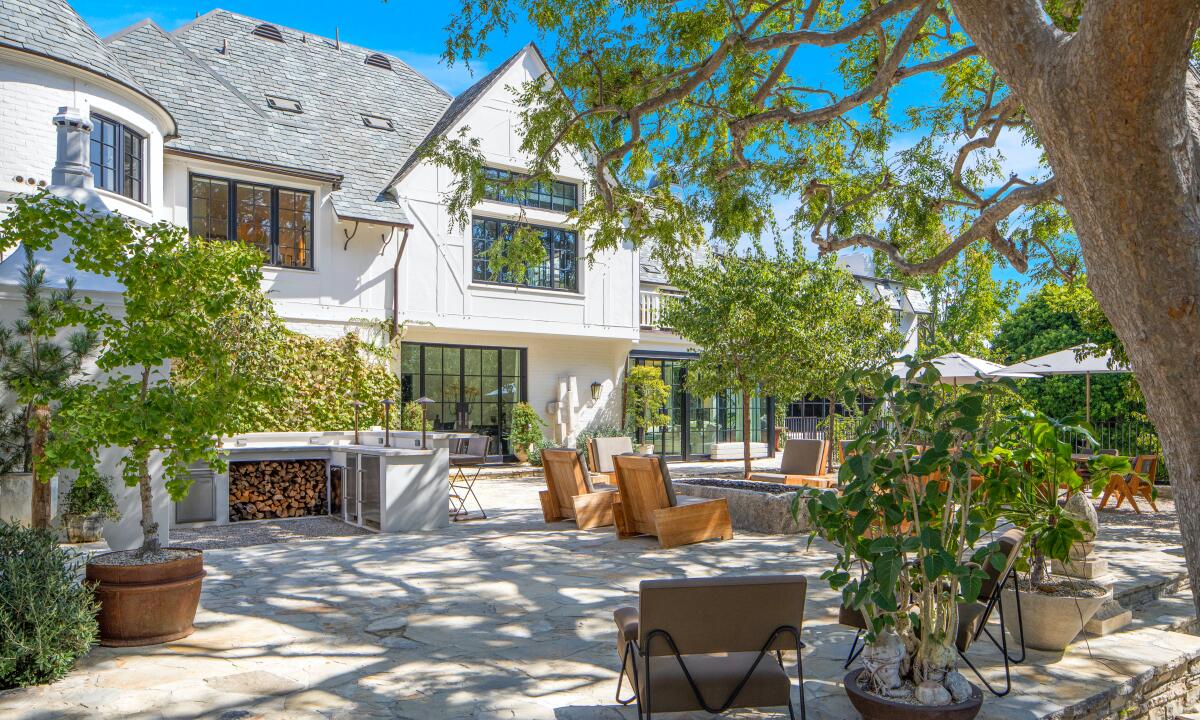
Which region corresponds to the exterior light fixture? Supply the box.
[591,381,603,401]
[381,398,394,447]
[417,396,434,449]
[351,400,364,445]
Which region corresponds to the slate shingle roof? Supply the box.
[0,0,169,123]
[107,9,454,227]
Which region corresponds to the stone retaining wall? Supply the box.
[674,480,808,534]
[1058,642,1200,720]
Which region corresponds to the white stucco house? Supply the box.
[0,0,928,492]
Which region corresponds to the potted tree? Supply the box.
[624,365,670,454]
[2,193,279,646]
[0,247,97,529]
[806,361,1008,719]
[61,472,120,543]
[988,411,1134,651]
[508,401,546,463]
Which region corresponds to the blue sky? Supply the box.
[74,0,1045,296]
[75,0,530,94]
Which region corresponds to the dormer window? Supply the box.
[365,53,393,70]
[89,113,143,203]
[266,95,302,113]
[251,23,284,42]
[361,114,394,131]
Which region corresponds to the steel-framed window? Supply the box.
[481,167,578,212]
[471,216,579,292]
[188,174,314,270]
[90,114,144,202]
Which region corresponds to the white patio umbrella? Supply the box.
[996,344,1130,422]
[896,352,1039,387]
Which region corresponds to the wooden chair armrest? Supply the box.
[572,490,616,530]
[653,498,733,549]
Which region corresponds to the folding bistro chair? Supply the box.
[840,528,1026,696]
[1099,454,1159,513]
[449,435,490,521]
[614,575,808,719]
[538,447,616,529]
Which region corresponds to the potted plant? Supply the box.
[2,193,280,647]
[61,472,120,543]
[988,411,1134,652]
[624,365,670,454]
[805,361,1007,719]
[508,401,546,463]
[0,247,98,529]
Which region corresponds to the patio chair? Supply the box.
[748,439,833,488]
[841,528,1026,697]
[449,435,491,521]
[538,447,616,529]
[588,436,635,482]
[613,575,807,719]
[611,453,733,548]
[1099,454,1159,513]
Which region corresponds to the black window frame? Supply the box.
[481,166,579,212]
[188,173,315,271]
[471,215,579,293]
[90,113,144,203]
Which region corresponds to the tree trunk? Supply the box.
[953,0,1200,610]
[29,404,51,528]
[138,456,160,557]
[742,389,752,479]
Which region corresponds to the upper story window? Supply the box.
[90,114,144,203]
[472,217,578,292]
[188,174,313,270]
[481,167,578,212]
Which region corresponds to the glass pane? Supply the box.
[502,349,519,376]
[443,347,460,376]
[235,184,272,256]
[463,348,481,375]
[425,346,442,374]
[482,349,499,377]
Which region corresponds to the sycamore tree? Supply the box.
[0,193,280,557]
[436,0,1200,611]
[662,250,895,477]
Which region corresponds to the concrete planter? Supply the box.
[64,513,106,543]
[674,480,807,534]
[0,472,34,526]
[1001,584,1112,652]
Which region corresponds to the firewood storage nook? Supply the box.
[229,459,328,521]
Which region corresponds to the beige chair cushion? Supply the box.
[780,439,826,475]
[592,436,634,473]
[629,650,791,713]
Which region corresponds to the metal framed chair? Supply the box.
[449,435,490,521]
[614,575,807,719]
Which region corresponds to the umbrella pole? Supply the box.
[1085,373,1091,424]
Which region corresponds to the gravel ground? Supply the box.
[169,515,372,550]
[89,547,200,565]
[674,476,800,495]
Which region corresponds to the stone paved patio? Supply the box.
[2,477,1196,719]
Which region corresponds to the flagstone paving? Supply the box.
[1,478,1194,719]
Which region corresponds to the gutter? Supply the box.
[391,226,410,340]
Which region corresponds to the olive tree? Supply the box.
[435,0,1200,611]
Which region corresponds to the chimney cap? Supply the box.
[52,106,91,131]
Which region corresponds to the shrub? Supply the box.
[624,366,671,437]
[400,401,432,431]
[62,474,120,520]
[508,402,546,453]
[0,522,98,689]
[527,437,554,467]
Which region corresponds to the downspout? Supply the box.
[390,226,410,341]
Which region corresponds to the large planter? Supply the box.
[1001,584,1112,652]
[637,443,655,455]
[844,668,983,720]
[0,471,34,525]
[514,446,530,463]
[86,549,206,647]
[64,513,105,543]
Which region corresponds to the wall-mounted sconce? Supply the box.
[591,381,603,401]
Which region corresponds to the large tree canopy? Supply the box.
[440,0,1200,613]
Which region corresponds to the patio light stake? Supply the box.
[351,400,363,445]
[382,399,393,447]
[417,396,434,449]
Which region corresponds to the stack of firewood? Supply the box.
[228,459,327,521]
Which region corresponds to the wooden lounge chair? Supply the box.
[588,435,635,483]
[1099,454,1159,513]
[614,575,807,719]
[748,439,833,488]
[611,453,733,548]
[539,448,616,529]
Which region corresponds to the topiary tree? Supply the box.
[0,522,98,689]
[0,192,279,558]
[507,401,546,459]
[623,365,670,450]
[0,247,98,527]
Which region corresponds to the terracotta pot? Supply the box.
[637,443,655,455]
[1000,584,1111,652]
[65,513,105,543]
[844,668,983,720]
[514,446,530,463]
[86,549,206,647]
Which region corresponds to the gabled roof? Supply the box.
[389,44,541,187]
[0,0,172,127]
[107,9,453,227]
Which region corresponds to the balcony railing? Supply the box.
[640,290,677,329]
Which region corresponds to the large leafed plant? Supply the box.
[0,192,280,557]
